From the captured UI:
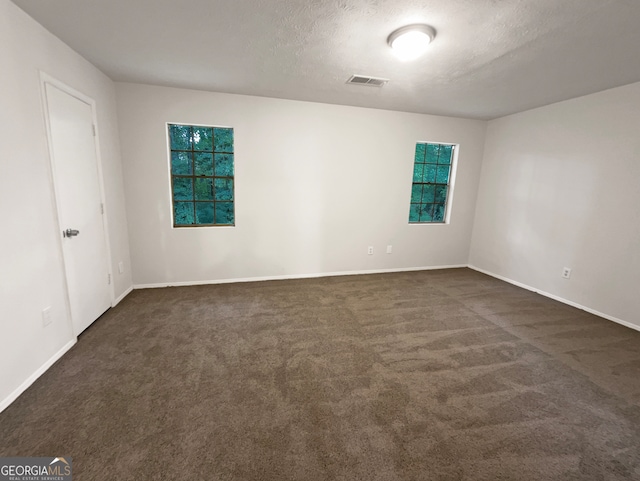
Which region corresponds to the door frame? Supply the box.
[39,72,115,336]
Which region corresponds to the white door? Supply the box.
[45,82,111,335]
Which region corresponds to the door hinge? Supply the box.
[108,273,111,285]
[92,124,96,136]
[100,203,104,215]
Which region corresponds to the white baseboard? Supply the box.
[468,265,640,333]
[133,264,468,289]
[113,285,133,306]
[1,283,131,414]
[0,339,76,414]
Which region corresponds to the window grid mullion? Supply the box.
[168,124,234,226]
[409,142,453,224]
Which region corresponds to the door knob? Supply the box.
[64,229,80,238]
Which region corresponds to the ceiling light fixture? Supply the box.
[387,24,436,61]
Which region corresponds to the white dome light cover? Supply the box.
[387,24,436,61]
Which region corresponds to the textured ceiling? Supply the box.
[12,0,640,119]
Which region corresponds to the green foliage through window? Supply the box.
[169,124,235,226]
[409,142,454,223]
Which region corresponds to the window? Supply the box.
[409,142,455,223]
[168,123,235,227]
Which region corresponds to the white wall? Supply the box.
[0,0,132,409]
[116,83,487,286]
[470,82,640,328]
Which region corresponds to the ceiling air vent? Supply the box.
[346,75,389,87]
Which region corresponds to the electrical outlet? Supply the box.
[386,245,393,254]
[42,307,52,327]
[367,246,374,255]
[562,267,572,279]
[118,261,124,274]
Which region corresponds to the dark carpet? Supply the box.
[1,268,640,480]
